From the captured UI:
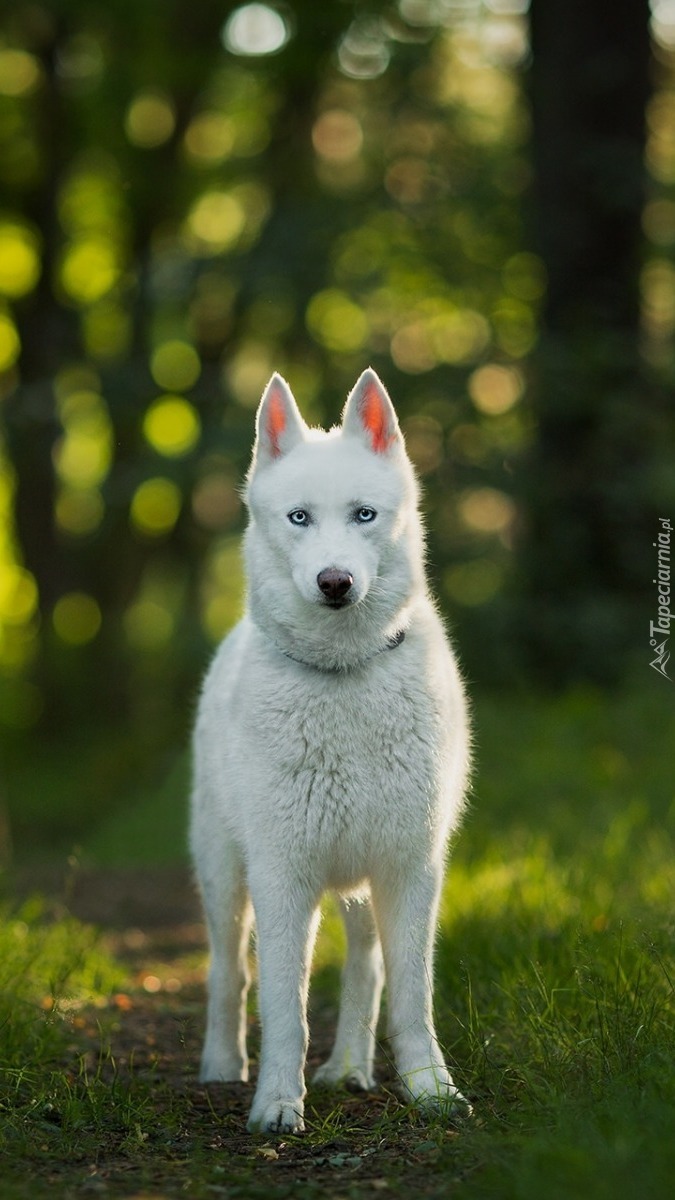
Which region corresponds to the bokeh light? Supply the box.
[143,396,201,458]
[338,18,391,79]
[186,191,246,253]
[53,391,113,489]
[224,341,276,406]
[222,4,290,56]
[150,341,201,391]
[53,592,102,645]
[398,0,439,28]
[192,473,241,531]
[0,223,41,298]
[0,48,41,96]
[641,258,675,343]
[130,478,182,537]
[0,566,38,626]
[55,488,105,537]
[650,0,675,49]
[306,289,369,353]
[200,538,244,641]
[58,166,124,237]
[391,304,490,373]
[56,32,105,91]
[200,182,272,252]
[59,239,120,305]
[402,416,443,474]
[0,313,20,372]
[124,599,174,651]
[643,198,675,246]
[184,112,236,165]
[125,90,176,149]
[123,561,184,651]
[492,297,537,357]
[0,437,37,683]
[312,111,363,163]
[468,363,523,414]
[457,487,516,535]
[646,90,675,184]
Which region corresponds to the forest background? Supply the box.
[0,0,673,859]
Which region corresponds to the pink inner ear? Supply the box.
[266,387,287,457]
[361,381,395,453]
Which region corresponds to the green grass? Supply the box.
[0,898,130,1164]
[1,679,674,1197]
[432,679,675,1198]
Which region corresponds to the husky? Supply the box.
[190,368,471,1134]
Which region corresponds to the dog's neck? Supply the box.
[263,626,406,673]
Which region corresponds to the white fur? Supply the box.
[190,369,471,1134]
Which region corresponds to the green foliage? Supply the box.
[0,0,671,771]
[0,896,121,1065]
[0,895,130,1164]
[4,0,667,754]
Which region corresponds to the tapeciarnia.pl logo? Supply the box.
[650,517,673,680]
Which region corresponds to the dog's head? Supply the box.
[245,369,422,621]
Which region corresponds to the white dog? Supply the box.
[190,369,471,1134]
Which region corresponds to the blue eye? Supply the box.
[355,506,377,524]
[288,509,309,527]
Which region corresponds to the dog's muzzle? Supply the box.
[317,568,353,607]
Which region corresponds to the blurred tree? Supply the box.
[1,0,537,752]
[0,0,672,794]
[1,1,231,731]
[520,0,669,682]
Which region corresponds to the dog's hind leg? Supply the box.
[198,840,253,1083]
[313,895,384,1092]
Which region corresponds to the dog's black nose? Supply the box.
[317,568,353,604]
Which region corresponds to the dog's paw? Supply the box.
[313,1061,374,1092]
[400,1068,473,1120]
[418,1085,473,1120]
[247,1099,305,1135]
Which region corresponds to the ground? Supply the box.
[7,865,476,1200]
[5,686,675,1198]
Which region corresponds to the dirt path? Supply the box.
[10,866,473,1198]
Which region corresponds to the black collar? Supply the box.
[278,628,406,673]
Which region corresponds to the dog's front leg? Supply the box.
[247,878,320,1134]
[372,864,471,1117]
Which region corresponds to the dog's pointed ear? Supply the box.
[252,373,306,466]
[341,368,402,455]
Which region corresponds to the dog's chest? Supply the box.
[247,661,444,862]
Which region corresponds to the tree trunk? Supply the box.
[519,0,657,683]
